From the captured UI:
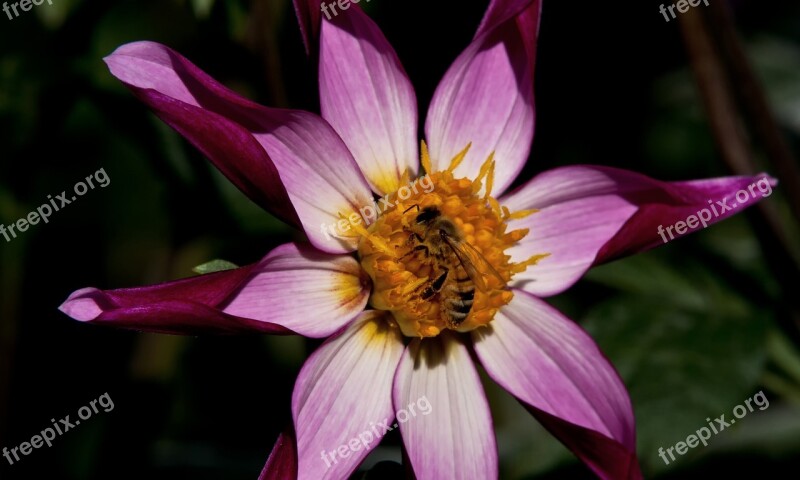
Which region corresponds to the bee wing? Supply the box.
[442,234,506,292]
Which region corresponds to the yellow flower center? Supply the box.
[352,142,547,338]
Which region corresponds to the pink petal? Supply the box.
[259,429,298,480]
[596,172,778,263]
[292,311,404,480]
[425,0,541,194]
[59,269,288,336]
[501,166,777,296]
[473,291,642,480]
[60,243,369,338]
[222,243,370,338]
[292,0,322,54]
[477,0,542,37]
[393,335,497,480]
[320,7,418,195]
[105,41,374,254]
[134,101,296,234]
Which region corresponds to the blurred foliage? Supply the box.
[1,0,800,479]
[583,254,770,475]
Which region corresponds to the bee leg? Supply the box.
[399,243,428,261]
[420,267,449,300]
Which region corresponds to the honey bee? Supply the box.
[402,205,506,327]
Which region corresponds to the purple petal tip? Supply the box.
[59,288,103,322]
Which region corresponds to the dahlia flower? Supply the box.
[59,0,775,478]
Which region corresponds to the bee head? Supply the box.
[415,206,441,225]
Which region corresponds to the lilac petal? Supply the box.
[595,172,778,263]
[259,429,298,480]
[221,243,370,338]
[477,0,541,37]
[105,45,296,227]
[504,182,637,297]
[425,0,541,195]
[59,269,289,336]
[473,291,642,480]
[292,0,322,54]
[393,335,498,480]
[60,243,369,338]
[292,311,404,480]
[105,41,374,254]
[320,7,418,195]
[501,166,777,297]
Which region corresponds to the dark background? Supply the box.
[1,0,800,478]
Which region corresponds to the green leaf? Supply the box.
[192,259,239,274]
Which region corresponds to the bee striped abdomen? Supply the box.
[442,274,475,326]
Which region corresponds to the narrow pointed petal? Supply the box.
[292,0,321,54]
[393,334,498,480]
[60,243,369,338]
[105,41,374,253]
[105,42,295,226]
[221,243,370,337]
[320,7,418,195]
[594,172,778,263]
[473,291,641,480]
[477,0,542,37]
[140,92,300,225]
[425,0,541,195]
[259,429,298,480]
[292,311,404,480]
[501,166,777,296]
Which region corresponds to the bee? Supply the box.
[402,205,506,327]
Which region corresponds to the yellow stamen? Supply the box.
[488,196,502,218]
[473,152,496,200]
[420,140,433,174]
[484,158,495,201]
[342,212,394,255]
[475,153,492,185]
[399,168,411,187]
[511,253,551,274]
[447,143,472,173]
[506,208,539,220]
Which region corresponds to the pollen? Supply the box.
[357,142,547,338]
